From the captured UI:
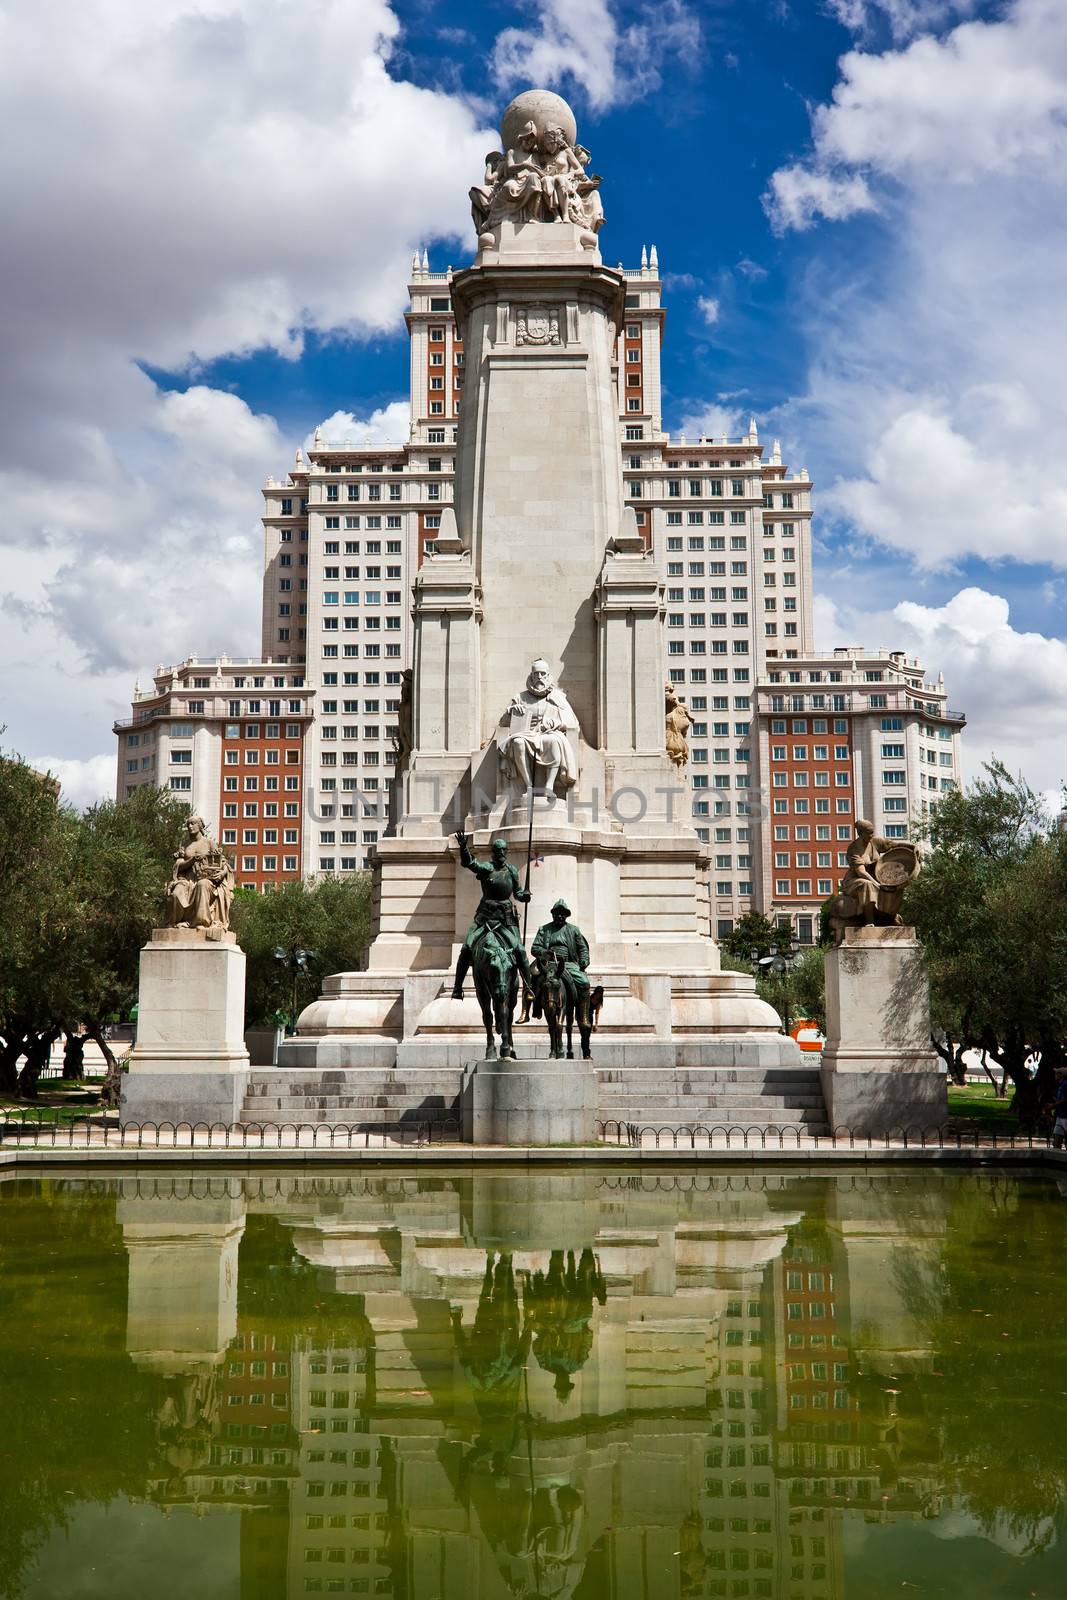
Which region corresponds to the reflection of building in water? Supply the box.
[287,1325,389,1599]
[117,1171,952,1600]
[117,1181,298,1599]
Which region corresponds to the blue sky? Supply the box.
[2,0,1065,802]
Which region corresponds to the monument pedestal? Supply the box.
[121,929,249,1126]
[820,926,946,1136]
[461,1057,598,1146]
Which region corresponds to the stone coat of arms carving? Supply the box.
[516,304,560,346]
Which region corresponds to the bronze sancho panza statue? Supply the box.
[531,898,593,1060]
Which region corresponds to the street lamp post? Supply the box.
[273,946,316,1033]
[750,926,801,1035]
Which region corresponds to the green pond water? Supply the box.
[2,1166,1066,1600]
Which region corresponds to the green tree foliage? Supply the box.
[0,755,187,1100]
[757,946,826,1034]
[904,761,1067,1126]
[719,910,782,966]
[231,874,373,1028]
[719,945,826,1035]
[791,947,826,1032]
[0,756,78,1095]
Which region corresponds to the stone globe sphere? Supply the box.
[500,89,577,151]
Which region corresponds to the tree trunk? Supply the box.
[1034,1037,1066,1125]
[0,1032,25,1096]
[978,1050,1001,1095]
[62,1031,87,1080]
[16,1029,61,1100]
[88,1026,123,1109]
[985,1024,1042,1129]
[931,1034,968,1086]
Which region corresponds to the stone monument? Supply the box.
[280,87,803,1134]
[121,815,249,1126]
[820,821,946,1134]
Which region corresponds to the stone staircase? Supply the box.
[597,1065,829,1134]
[239,1062,829,1137]
[240,1068,465,1132]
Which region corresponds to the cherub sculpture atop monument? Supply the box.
[827,819,921,945]
[497,658,579,799]
[469,89,605,248]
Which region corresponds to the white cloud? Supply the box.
[824,404,1067,569]
[768,0,1067,229]
[26,754,117,812]
[826,0,978,44]
[677,402,746,441]
[764,0,1067,573]
[2,384,284,676]
[0,0,494,766]
[764,165,875,233]
[813,9,1067,185]
[490,0,700,111]
[815,586,1067,792]
[697,295,721,327]
[309,403,411,449]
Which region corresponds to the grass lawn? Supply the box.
[0,1081,105,1124]
[947,1080,1019,1131]
[0,1103,107,1125]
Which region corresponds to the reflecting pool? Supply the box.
[2,1166,1067,1599]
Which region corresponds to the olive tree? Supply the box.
[905,762,1067,1126]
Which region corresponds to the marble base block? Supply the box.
[461,1057,598,1146]
[820,926,946,1136]
[121,929,250,1127]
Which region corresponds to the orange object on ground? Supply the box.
[790,1019,824,1053]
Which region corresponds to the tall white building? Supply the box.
[256,250,815,915]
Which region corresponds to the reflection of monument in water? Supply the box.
[273,88,809,1129]
[117,1170,950,1598]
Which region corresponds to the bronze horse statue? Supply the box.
[470,926,520,1060]
[537,949,592,1061]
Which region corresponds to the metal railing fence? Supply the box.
[0,1112,1059,1155]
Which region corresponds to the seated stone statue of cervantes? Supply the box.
[497,658,579,799]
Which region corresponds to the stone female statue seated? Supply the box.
[164,814,235,933]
